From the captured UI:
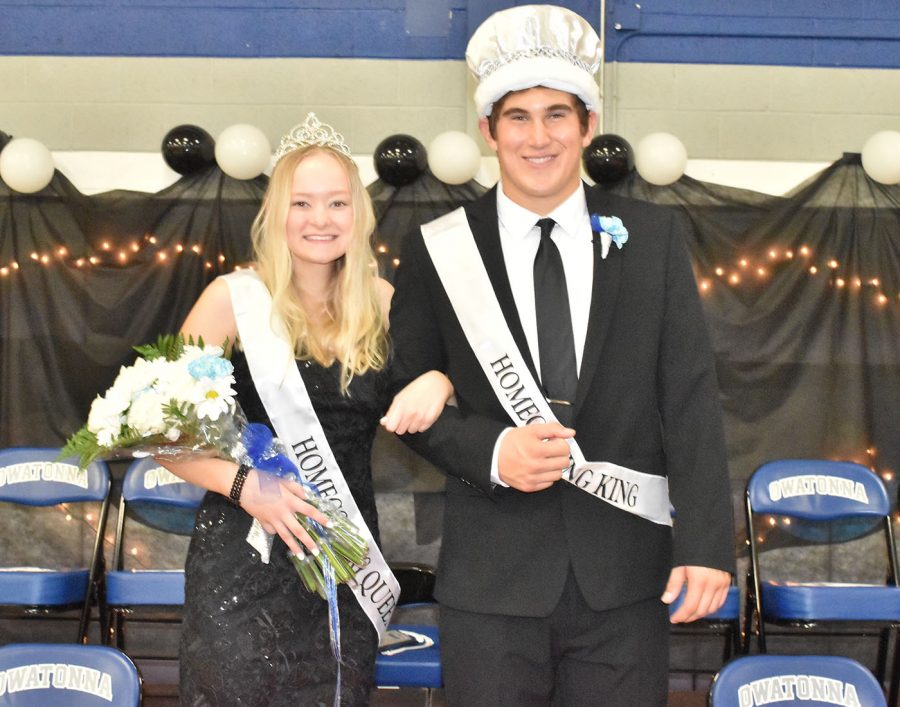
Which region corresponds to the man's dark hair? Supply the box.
[486,89,591,139]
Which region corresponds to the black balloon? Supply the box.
[583,134,634,186]
[161,124,216,175]
[0,130,11,151]
[374,134,427,187]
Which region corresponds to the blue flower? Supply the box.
[187,354,234,380]
[590,213,629,250]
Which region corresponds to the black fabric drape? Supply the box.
[2,157,898,547]
[369,169,487,283]
[607,155,899,547]
[1,166,264,446]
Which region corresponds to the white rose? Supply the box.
[127,390,168,436]
[101,384,132,416]
[156,360,196,402]
[95,427,119,447]
[108,358,158,404]
[87,394,126,444]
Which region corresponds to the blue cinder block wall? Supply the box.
[1,1,897,157]
[3,0,899,68]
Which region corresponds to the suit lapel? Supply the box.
[574,185,624,417]
[465,189,540,383]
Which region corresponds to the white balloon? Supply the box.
[634,132,688,186]
[215,124,271,180]
[427,131,482,185]
[861,130,900,185]
[0,137,55,193]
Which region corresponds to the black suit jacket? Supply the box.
[389,185,734,617]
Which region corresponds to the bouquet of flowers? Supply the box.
[61,334,242,467]
[61,334,368,598]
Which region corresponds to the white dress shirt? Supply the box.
[490,182,594,485]
[496,183,595,375]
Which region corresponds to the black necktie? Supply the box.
[533,217,577,425]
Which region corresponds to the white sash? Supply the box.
[422,208,672,526]
[223,270,399,639]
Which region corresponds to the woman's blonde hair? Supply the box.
[251,145,387,391]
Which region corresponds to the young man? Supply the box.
[388,5,734,705]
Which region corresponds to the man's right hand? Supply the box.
[498,422,575,492]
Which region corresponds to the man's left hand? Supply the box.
[661,565,732,624]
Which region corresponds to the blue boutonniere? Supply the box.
[590,214,629,250]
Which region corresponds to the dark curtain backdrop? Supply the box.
[2,157,898,551]
[610,155,899,525]
[369,169,487,282]
[1,166,265,446]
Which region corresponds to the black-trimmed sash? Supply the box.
[223,270,400,639]
[422,208,672,527]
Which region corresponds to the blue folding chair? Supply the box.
[0,643,141,706]
[104,456,205,652]
[0,448,111,644]
[744,459,900,703]
[709,654,886,706]
[375,563,442,705]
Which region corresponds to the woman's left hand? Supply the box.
[381,370,454,435]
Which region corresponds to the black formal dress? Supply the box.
[180,350,389,707]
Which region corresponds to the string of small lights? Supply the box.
[0,234,236,277]
[6,234,897,309]
[697,244,899,307]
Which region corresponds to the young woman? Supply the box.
[161,114,452,706]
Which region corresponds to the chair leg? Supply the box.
[742,586,755,654]
[756,619,767,653]
[115,612,126,650]
[104,608,115,646]
[889,627,900,707]
[78,577,101,644]
[77,601,92,644]
[876,626,891,686]
[106,609,125,649]
[725,619,742,660]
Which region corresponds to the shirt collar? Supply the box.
[496,182,590,242]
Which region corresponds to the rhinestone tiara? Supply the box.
[273,112,352,162]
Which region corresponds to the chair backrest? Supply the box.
[0,448,109,506]
[0,449,112,642]
[747,459,890,520]
[709,654,886,706]
[0,643,141,706]
[121,457,206,508]
[112,457,205,570]
[745,458,898,588]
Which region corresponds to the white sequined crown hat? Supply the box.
[465,4,602,117]
[273,112,352,162]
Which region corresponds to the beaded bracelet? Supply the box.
[228,463,250,506]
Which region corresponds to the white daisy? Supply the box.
[192,377,236,421]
